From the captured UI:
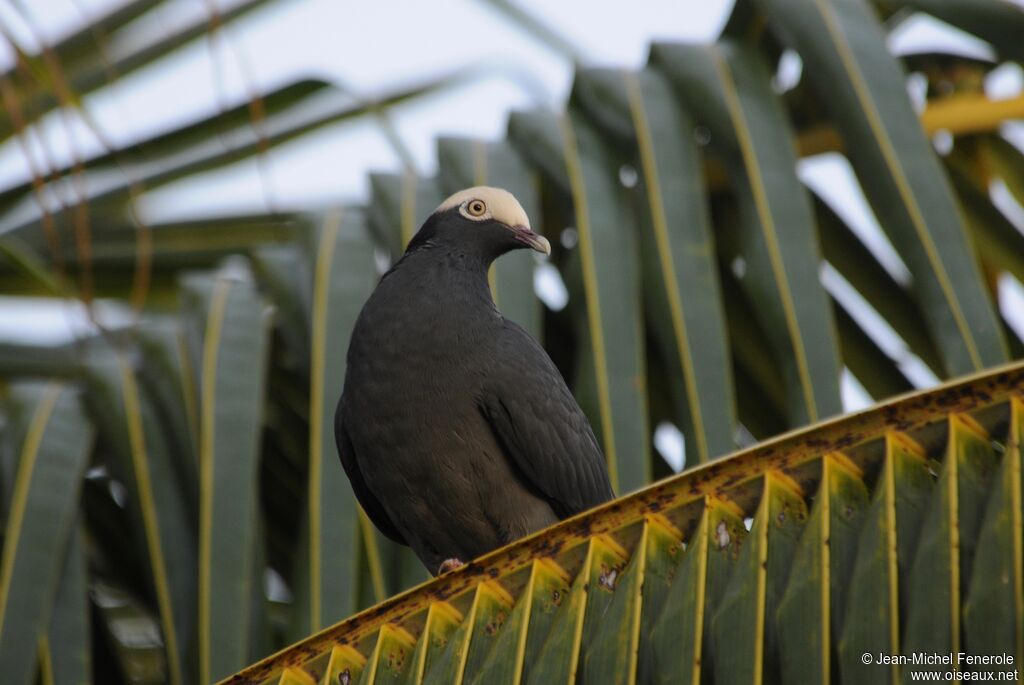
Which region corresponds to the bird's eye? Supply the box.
[466,200,487,217]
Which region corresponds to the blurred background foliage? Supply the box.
[0,0,1022,683]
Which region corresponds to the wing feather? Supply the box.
[479,321,614,518]
[334,399,407,545]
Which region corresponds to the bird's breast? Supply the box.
[353,265,499,367]
[345,282,500,423]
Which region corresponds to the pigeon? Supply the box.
[335,186,614,576]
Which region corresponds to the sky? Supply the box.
[0,0,1020,227]
[0,0,732,216]
[1,0,1024,469]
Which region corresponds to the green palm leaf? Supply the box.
[1,1,1023,681]
[180,274,270,683]
[223,364,1024,685]
[0,383,92,685]
[756,0,1008,375]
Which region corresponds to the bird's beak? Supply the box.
[508,224,551,255]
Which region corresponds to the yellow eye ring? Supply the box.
[466,199,487,217]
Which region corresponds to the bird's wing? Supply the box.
[479,321,614,518]
[335,398,407,545]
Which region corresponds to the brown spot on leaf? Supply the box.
[387,648,406,671]
[485,611,507,635]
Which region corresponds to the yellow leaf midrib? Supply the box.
[623,70,713,464]
[119,356,182,685]
[710,46,820,422]
[560,115,619,492]
[809,0,990,370]
[199,278,232,685]
[0,383,62,640]
[309,210,343,631]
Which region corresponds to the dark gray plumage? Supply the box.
[335,186,613,575]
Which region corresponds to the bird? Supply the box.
[335,186,614,576]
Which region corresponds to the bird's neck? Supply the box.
[386,245,498,312]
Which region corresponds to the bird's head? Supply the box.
[406,186,551,262]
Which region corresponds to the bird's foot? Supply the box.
[437,558,465,575]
